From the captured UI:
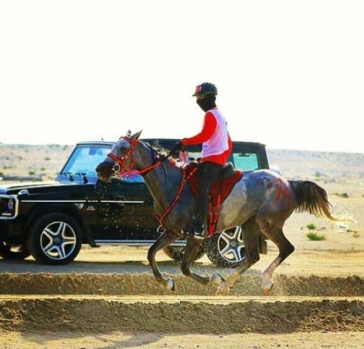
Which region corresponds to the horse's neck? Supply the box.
[135,144,182,209]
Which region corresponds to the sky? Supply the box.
[0,0,363,153]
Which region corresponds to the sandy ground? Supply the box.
[1,331,363,349]
[0,146,363,348]
[1,245,363,348]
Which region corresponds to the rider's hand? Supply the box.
[171,140,183,154]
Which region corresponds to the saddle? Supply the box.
[184,162,243,236]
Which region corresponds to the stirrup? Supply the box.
[192,225,206,240]
[181,229,205,240]
[193,233,205,240]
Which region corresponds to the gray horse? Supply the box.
[96,131,343,295]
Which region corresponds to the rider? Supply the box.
[172,82,233,239]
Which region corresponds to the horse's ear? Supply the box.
[131,130,142,140]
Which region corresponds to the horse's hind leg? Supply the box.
[257,217,295,296]
[147,230,179,291]
[216,217,261,295]
[180,236,222,286]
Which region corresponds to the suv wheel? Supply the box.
[27,213,82,265]
[163,245,205,262]
[205,226,246,268]
[0,242,30,260]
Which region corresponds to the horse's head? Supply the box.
[96,130,142,183]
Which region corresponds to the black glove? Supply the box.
[171,140,183,155]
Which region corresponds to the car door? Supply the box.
[93,177,159,242]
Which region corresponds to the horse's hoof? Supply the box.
[216,284,230,296]
[262,282,273,296]
[210,272,225,286]
[263,289,270,296]
[166,278,176,291]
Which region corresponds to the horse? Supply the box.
[96,130,344,296]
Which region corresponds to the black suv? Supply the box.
[0,139,269,267]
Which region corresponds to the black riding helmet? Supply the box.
[193,82,217,112]
[192,82,218,97]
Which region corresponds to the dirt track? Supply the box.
[0,249,364,348]
[0,274,363,334]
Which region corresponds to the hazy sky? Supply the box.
[1,0,363,153]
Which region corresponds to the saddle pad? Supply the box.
[184,163,243,206]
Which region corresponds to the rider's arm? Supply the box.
[181,112,217,146]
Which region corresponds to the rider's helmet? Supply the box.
[192,82,218,97]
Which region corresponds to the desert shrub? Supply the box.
[28,170,36,176]
[307,232,326,241]
[44,157,51,161]
[334,192,349,198]
[306,223,316,230]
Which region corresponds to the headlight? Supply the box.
[7,198,15,211]
[0,195,18,219]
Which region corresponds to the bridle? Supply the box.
[107,137,169,179]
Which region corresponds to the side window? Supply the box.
[186,151,201,162]
[232,153,259,171]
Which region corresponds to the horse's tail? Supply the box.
[289,180,339,221]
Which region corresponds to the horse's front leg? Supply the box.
[147,230,179,291]
[180,236,224,286]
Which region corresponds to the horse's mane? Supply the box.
[146,140,169,156]
[136,140,195,174]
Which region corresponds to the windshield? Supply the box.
[60,145,111,182]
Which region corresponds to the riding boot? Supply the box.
[192,162,223,238]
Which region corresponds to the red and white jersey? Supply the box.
[181,107,232,165]
[201,109,229,158]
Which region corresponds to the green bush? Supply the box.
[307,232,326,241]
[306,223,316,230]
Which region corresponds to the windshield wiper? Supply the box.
[60,172,74,181]
[75,172,89,184]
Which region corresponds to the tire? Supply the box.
[0,242,30,260]
[27,213,82,265]
[205,226,246,268]
[163,245,206,262]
